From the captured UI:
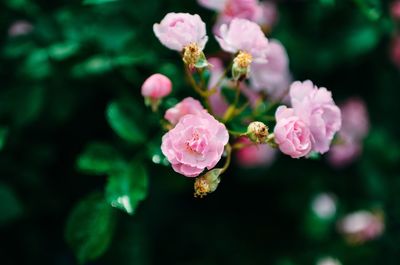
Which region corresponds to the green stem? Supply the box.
[221,144,232,174]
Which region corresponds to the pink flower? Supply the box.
[8,20,33,37]
[274,106,312,158]
[141,74,172,99]
[338,210,384,244]
[164,97,206,126]
[256,1,278,30]
[391,36,400,68]
[328,98,369,167]
[207,57,229,117]
[161,112,229,177]
[198,0,227,11]
[391,1,400,20]
[153,13,208,51]
[250,39,291,100]
[290,80,341,154]
[235,137,276,167]
[215,18,269,62]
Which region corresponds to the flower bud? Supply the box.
[183,43,208,69]
[141,73,172,111]
[247,121,268,143]
[194,168,222,198]
[232,51,252,80]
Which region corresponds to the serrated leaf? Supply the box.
[106,162,148,215]
[106,101,145,144]
[65,193,115,264]
[76,142,122,175]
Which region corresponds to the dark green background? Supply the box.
[0,0,399,264]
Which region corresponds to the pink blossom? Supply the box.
[235,137,276,167]
[256,1,278,30]
[141,74,172,99]
[215,18,269,62]
[328,98,369,167]
[250,39,291,100]
[164,97,206,126]
[338,210,384,244]
[274,106,312,158]
[161,112,229,177]
[198,0,227,11]
[8,20,33,37]
[153,13,208,51]
[391,1,400,20]
[207,57,229,117]
[290,80,341,154]
[391,36,400,68]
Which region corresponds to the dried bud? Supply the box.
[247,121,269,143]
[183,43,208,69]
[194,168,222,198]
[232,51,252,80]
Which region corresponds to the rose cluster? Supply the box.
[139,10,347,196]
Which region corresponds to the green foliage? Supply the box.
[65,193,116,264]
[83,0,119,5]
[106,101,146,144]
[106,162,148,215]
[76,142,122,175]
[0,182,23,225]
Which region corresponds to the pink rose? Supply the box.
[164,97,206,126]
[198,0,227,11]
[392,0,400,20]
[215,18,269,62]
[250,39,291,100]
[274,106,312,158]
[207,57,229,117]
[255,1,277,29]
[161,112,229,177]
[235,137,276,167]
[328,135,362,167]
[153,13,208,51]
[290,80,341,154]
[141,74,172,99]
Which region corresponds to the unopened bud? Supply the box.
[232,51,252,80]
[183,43,208,69]
[247,121,269,143]
[194,168,222,198]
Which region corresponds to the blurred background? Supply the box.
[1,0,400,264]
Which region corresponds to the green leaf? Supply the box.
[76,142,122,175]
[354,0,382,21]
[0,182,23,226]
[48,42,80,61]
[72,55,113,77]
[106,101,145,144]
[0,127,9,151]
[65,193,115,264]
[83,0,118,5]
[106,162,148,215]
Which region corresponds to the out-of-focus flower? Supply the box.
[312,193,337,219]
[328,98,369,167]
[198,0,277,34]
[290,80,342,154]
[164,97,206,126]
[141,74,172,99]
[391,1,400,20]
[153,13,208,52]
[161,112,229,177]
[338,210,384,244]
[316,257,342,265]
[207,57,229,117]
[215,18,269,62]
[391,36,400,68]
[8,20,33,37]
[274,106,312,158]
[250,39,291,100]
[235,137,276,167]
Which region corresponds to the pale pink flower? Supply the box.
[274,106,312,158]
[215,18,269,62]
[328,98,369,167]
[207,57,229,117]
[141,74,172,99]
[161,112,229,177]
[250,39,291,100]
[8,20,33,37]
[164,97,206,126]
[391,1,400,20]
[153,13,208,51]
[235,137,276,167]
[290,80,341,154]
[338,210,384,244]
[256,1,278,30]
[198,0,227,11]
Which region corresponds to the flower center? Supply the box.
[185,131,206,154]
[183,43,201,68]
[234,51,253,69]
